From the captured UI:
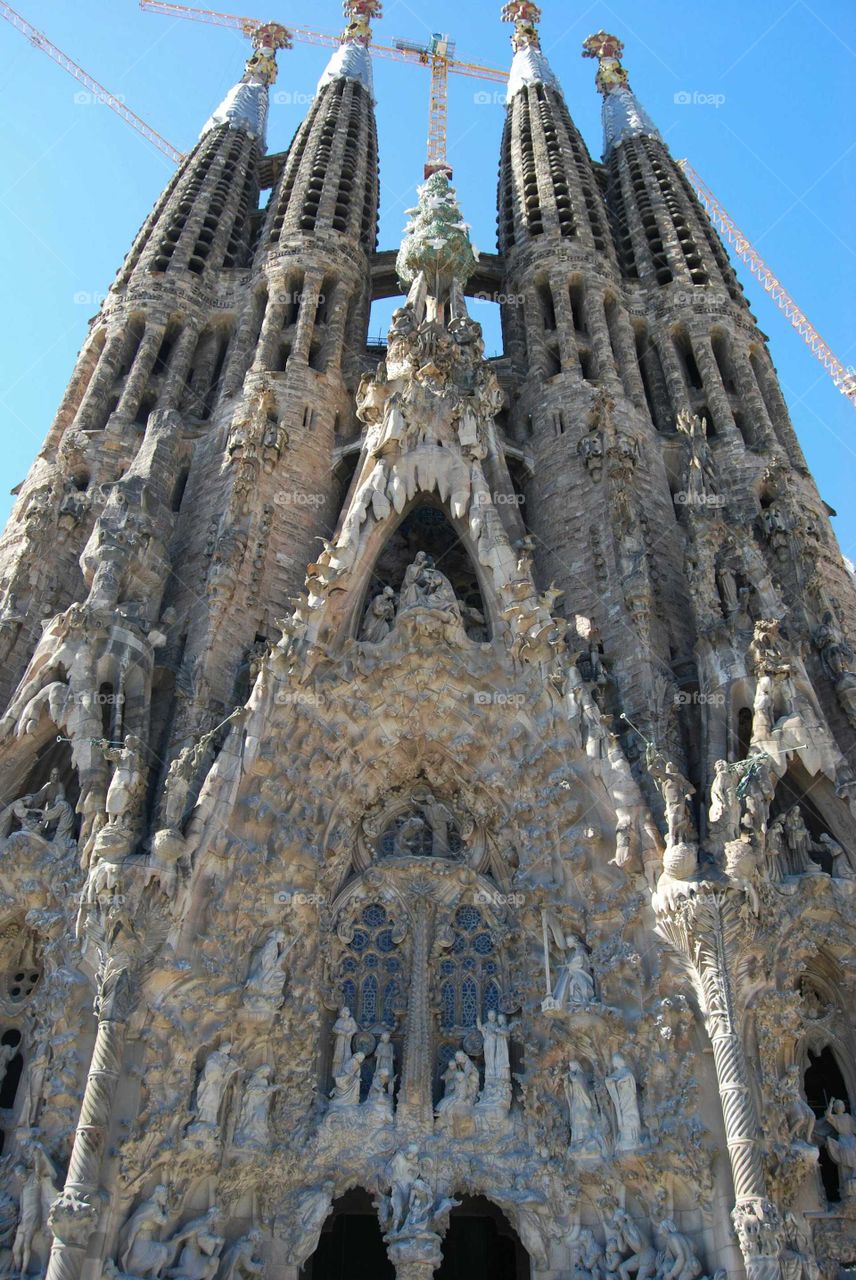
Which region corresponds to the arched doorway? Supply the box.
[437,1196,530,1279]
[301,1188,393,1280]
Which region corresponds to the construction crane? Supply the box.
[138,0,508,177]
[679,160,855,407]
[0,1,183,164]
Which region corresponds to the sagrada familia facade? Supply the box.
[0,2,854,1277]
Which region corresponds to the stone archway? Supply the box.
[436,1196,530,1280]
[300,1188,394,1279]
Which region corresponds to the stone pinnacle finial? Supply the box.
[396,172,478,296]
[501,1,543,52]
[582,31,629,95]
[241,22,292,87]
[342,0,383,46]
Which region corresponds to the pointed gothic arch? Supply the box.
[300,1188,393,1279]
[347,500,494,644]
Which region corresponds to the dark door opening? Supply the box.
[804,1046,851,1202]
[300,1188,393,1280]
[437,1196,530,1280]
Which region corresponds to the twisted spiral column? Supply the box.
[657,891,783,1280]
[45,964,133,1280]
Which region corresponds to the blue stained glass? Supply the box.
[456,906,481,932]
[377,930,395,953]
[381,830,396,855]
[484,981,501,1014]
[351,929,369,952]
[462,957,475,971]
[362,974,378,1024]
[385,957,401,972]
[363,904,387,927]
[342,979,357,1009]
[383,981,399,1024]
[473,933,493,955]
[441,982,456,1028]
[451,936,466,954]
[461,977,478,1026]
[440,959,455,975]
[342,957,357,972]
[483,961,497,975]
[364,954,378,968]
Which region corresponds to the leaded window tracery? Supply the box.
[438,904,503,1031]
[338,902,404,1030]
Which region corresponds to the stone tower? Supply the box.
[0,2,854,1278]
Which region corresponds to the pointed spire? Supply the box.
[582,31,661,154]
[200,22,292,150]
[501,1,559,98]
[317,0,382,95]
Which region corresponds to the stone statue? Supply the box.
[656,1219,703,1280]
[646,747,697,848]
[286,1182,336,1267]
[548,933,596,1009]
[412,787,458,857]
[813,612,856,724]
[360,587,396,643]
[100,734,146,829]
[783,807,821,875]
[234,1065,283,1148]
[477,1010,511,1082]
[778,1066,816,1144]
[564,1060,607,1156]
[244,930,288,1012]
[194,1044,239,1129]
[398,552,461,619]
[218,1228,265,1279]
[708,760,741,845]
[605,1052,643,1151]
[752,674,775,742]
[331,1006,358,1077]
[118,1185,171,1278]
[735,752,777,840]
[765,814,788,882]
[781,1213,821,1280]
[374,1031,395,1081]
[817,833,856,879]
[12,1144,58,1278]
[435,1050,479,1119]
[611,1210,657,1280]
[0,1039,17,1088]
[387,1147,421,1234]
[329,1051,365,1108]
[167,1210,225,1280]
[825,1099,856,1196]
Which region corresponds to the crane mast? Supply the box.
[679,159,855,406]
[0,1,183,164]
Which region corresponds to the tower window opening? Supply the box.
[536,282,556,332]
[674,329,704,391]
[569,278,589,336]
[578,347,597,383]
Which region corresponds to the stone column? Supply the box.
[46,961,134,1280]
[689,332,740,443]
[657,889,783,1280]
[396,894,435,1135]
[292,268,327,364]
[159,322,201,411]
[75,329,134,431]
[116,322,167,421]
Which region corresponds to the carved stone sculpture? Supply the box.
[234,1066,282,1148]
[565,1060,607,1157]
[329,1051,365,1108]
[118,1185,171,1278]
[330,1006,358,1078]
[656,1219,703,1280]
[605,1052,643,1151]
[543,933,596,1011]
[218,1228,265,1279]
[193,1045,239,1130]
[825,1099,856,1198]
[244,931,288,1014]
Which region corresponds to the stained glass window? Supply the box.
[436,905,503,1030]
[338,902,404,1030]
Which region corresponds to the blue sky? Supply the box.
[1,0,853,558]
